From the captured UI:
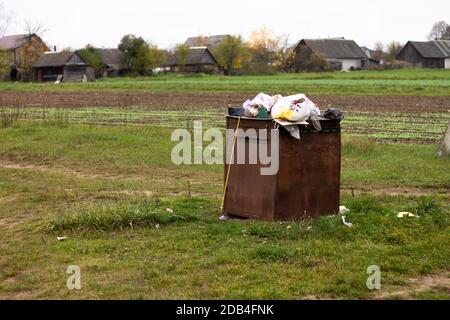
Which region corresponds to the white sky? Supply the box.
[3,0,449,50]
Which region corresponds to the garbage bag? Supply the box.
[243,93,280,118]
[228,108,246,117]
[323,108,344,121]
[271,94,320,122]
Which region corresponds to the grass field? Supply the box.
[0,111,449,299]
[0,70,449,299]
[1,69,450,96]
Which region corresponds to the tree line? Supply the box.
[1,0,450,79]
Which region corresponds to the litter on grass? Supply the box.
[57,237,67,241]
[341,216,353,228]
[339,206,350,215]
[397,212,419,218]
[338,206,353,227]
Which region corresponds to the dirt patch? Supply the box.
[0,161,140,181]
[376,272,450,299]
[341,186,450,196]
[1,90,449,113]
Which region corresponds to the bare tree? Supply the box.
[372,42,386,61]
[14,21,49,81]
[0,2,12,76]
[386,41,403,62]
[24,20,48,38]
[277,35,296,72]
[0,1,11,37]
[428,21,450,40]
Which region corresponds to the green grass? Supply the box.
[1,69,450,96]
[0,120,449,299]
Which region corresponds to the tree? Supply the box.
[277,35,296,72]
[428,21,450,40]
[174,44,190,72]
[147,43,166,70]
[118,34,151,75]
[386,41,403,62]
[303,53,330,72]
[0,2,12,76]
[14,21,49,81]
[0,1,10,37]
[247,27,281,74]
[214,35,247,75]
[372,42,386,61]
[77,45,104,76]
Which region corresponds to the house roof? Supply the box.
[360,46,375,58]
[298,39,367,59]
[94,48,126,69]
[33,51,88,68]
[185,35,230,48]
[168,47,218,66]
[406,40,450,58]
[0,34,29,50]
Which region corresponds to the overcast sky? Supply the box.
[3,0,449,50]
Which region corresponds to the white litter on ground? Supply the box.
[341,216,353,228]
[397,212,418,218]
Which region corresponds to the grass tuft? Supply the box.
[45,198,213,232]
[252,245,298,262]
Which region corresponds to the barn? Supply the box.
[185,35,230,49]
[32,51,95,82]
[396,40,450,69]
[93,48,127,76]
[294,38,368,71]
[167,47,218,73]
[0,33,49,81]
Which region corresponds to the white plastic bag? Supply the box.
[271,94,320,122]
[243,93,278,117]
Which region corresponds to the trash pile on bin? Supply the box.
[229,92,344,139]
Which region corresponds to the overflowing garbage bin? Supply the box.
[222,115,341,221]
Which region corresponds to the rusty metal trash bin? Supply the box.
[223,116,341,221]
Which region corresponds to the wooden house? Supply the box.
[0,34,49,81]
[93,48,127,76]
[167,47,218,73]
[294,38,368,71]
[184,35,230,49]
[32,51,95,82]
[397,40,450,69]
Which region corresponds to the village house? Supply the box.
[294,38,368,71]
[32,51,95,82]
[396,40,450,69]
[167,47,219,73]
[93,48,127,76]
[0,33,49,81]
[184,34,230,49]
[360,46,382,68]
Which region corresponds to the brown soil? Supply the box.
[375,272,450,299]
[1,90,449,113]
